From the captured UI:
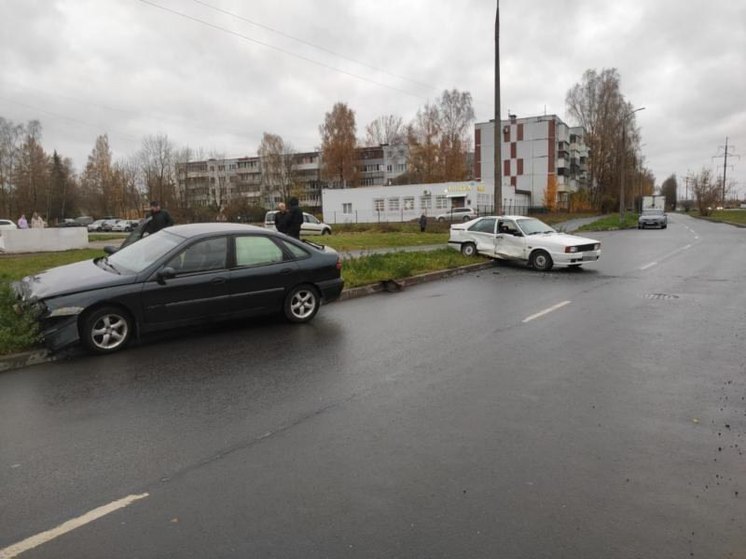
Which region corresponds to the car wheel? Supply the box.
[322,228,331,235]
[81,306,132,354]
[461,242,477,257]
[662,224,667,229]
[462,215,470,222]
[284,285,320,323]
[638,225,642,229]
[530,250,553,271]
[437,217,445,222]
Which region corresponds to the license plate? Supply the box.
[582,254,598,261]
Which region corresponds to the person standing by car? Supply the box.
[17,214,28,229]
[30,212,46,228]
[143,201,174,236]
[286,197,303,239]
[274,202,289,234]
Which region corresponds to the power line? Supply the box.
[190,0,440,93]
[135,0,428,101]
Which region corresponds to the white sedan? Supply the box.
[448,215,601,271]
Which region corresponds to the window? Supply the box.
[342,203,352,214]
[374,198,384,212]
[279,240,310,259]
[469,218,496,233]
[395,163,406,172]
[387,165,392,172]
[420,194,432,209]
[168,237,227,274]
[234,236,284,267]
[435,195,447,209]
[388,198,400,211]
[403,197,415,210]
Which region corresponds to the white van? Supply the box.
[264,211,332,235]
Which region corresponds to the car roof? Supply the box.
[164,222,267,238]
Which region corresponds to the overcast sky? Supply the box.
[2,0,744,195]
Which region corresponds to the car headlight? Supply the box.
[47,306,85,318]
[565,246,579,253]
[594,243,601,250]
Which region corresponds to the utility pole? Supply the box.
[713,137,739,205]
[493,1,502,215]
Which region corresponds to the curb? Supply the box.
[0,261,495,373]
[688,215,746,228]
[339,261,495,301]
[0,349,55,373]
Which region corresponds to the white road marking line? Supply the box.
[639,244,692,271]
[522,300,571,323]
[0,493,149,559]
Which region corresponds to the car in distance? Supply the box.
[88,219,107,232]
[436,207,479,222]
[448,215,601,271]
[638,209,667,229]
[0,219,17,230]
[111,219,138,232]
[264,211,332,235]
[14,223,344,355]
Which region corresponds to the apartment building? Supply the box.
[475,114,589,209]
[176,145,410,210]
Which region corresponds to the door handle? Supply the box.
[280,268,293,274]
[211,277,226,284]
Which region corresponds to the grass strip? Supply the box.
[577,213,639,231]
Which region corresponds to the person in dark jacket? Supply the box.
[274,202,289,234]
[143,201,174,235]
[419,212,427,232]
[286,197,304,239]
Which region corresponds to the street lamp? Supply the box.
[620,106,645,221]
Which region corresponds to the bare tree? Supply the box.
[566,69,643,211]
[437,89,475,181]
[364,115,404,146]
[407,102,442,183]
[258,132,297,205]
[138,134,176,209]
[320,102,358,188]
[0,117,26,217]
[80,134,115,216]
[660,174,678,211]
[691,168,720,216]
[14,122,50,218]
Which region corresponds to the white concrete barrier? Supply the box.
[0,228,88,253]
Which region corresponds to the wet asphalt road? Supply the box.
[1,213,745,558]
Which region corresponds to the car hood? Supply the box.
[526,232,599,247]
[16,259,137,301]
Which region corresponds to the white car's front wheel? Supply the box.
[530,250,553,271]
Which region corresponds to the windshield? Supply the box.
[517,218,556,235]
[642,209,664,215]
[107,230,182,273]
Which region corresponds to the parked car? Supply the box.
[638,209,667,229]
[88,219,107,232]
[0,219,17,230]
[448,215,601,271]
[111,219,138,232]
[436,207,479,222]
[57,218,83,227]
[14,223,344,354]
[264,211,332,235]
[100,219,120,232]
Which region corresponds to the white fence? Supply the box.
[0,228,88,253]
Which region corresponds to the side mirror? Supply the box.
[157,266,176,285]
[103,245,118,255]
